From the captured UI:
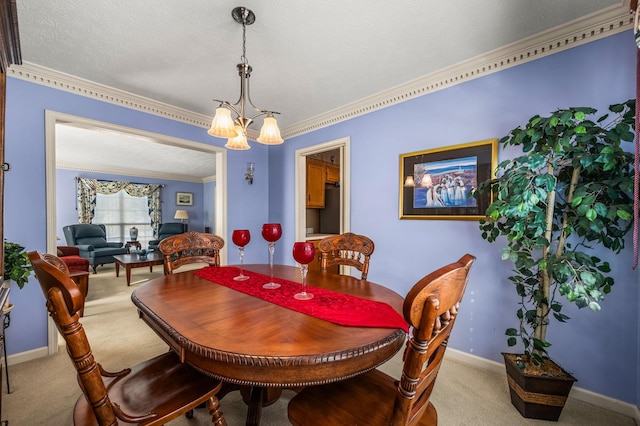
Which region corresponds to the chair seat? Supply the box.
[288,368,437,426]
[73,351,223,425]
[60,255,89,272]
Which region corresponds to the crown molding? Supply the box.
[56,163,214,184]
[7,3,633,141]
[8,62,213,128]
[282,3,634,138]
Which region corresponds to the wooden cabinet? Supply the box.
[326,164,340,184]
[306,160,326,208]
[306,159,340,208]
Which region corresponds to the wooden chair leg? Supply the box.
[207,395,227,426]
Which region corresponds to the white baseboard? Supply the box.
[446,348,640,422]
[6,346,49,366]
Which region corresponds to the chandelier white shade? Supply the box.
[208,7,283,149]
[225,125,250,150]
[208,107,237,138]
[257,115,284,145]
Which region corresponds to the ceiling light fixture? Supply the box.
[208,7,283,150]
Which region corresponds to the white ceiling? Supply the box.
[15,0,626,181]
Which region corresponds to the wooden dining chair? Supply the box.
[288,253,475,426]
[317,232,375,280]
[158,231,225,274]
[28,251,227,426]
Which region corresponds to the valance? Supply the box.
[76,178,163,237]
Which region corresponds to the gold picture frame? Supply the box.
[399,139,498,220]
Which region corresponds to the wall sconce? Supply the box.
[245,162,255,184]
[174,209,189,223]
[404,176,415,187]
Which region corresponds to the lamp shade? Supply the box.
[208,107,238,138]
[225,125,251,150]
[256,116,283,145]
[404,176,415,187]
[174,210,189,220]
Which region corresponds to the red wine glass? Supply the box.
[232,229,251,281]
[262,224,283,289]
[292,242,316,300]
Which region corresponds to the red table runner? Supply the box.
[195,266,408,333]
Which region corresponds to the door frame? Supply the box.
[45,110,227,354]
[294,137,350,242]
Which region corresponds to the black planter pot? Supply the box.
[502,353,577,421]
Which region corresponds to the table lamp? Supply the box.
[174,210,189,223]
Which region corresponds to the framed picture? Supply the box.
[399,139,498,220]
[176,192,194,206]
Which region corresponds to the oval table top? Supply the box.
[131,264,407,388]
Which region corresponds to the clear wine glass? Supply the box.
[232,229,251,281]
[262,223,283,289]
[293,242,316,300]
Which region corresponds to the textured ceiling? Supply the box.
[15,0,624,181]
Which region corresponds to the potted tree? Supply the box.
[476,99,635,420]
[3,241,33,312]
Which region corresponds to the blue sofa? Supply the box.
[63,224,129,273]
[148,223,188,251]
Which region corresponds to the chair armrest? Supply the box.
[148,239,160,246]
[75,244,95,252]
[106,242,124,248]
[57,246,80,256]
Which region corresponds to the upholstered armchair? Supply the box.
[62,224,129,273]
[56,245,90,273]
[148,222,188,252]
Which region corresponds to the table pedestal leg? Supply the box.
[218,383,282,426]
[246,386,263,426]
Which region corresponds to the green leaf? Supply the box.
[617,210,632,221]
[571,196,582,208]
[580,271,597,286]
[585,208,597,221]
[588,302,601,312]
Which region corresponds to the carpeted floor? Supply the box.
[3,264,636,425]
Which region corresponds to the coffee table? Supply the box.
[112,252,165,286]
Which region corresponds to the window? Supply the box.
[93,191,153,246]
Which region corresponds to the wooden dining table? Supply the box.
[131,264,407,426]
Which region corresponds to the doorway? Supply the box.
[294,137,350,242]
[45,111,228,354]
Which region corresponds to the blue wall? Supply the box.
[4,30,638,406]
[270,32,639,404]
[4,77,270,355]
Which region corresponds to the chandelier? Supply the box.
[207,6,283,150]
